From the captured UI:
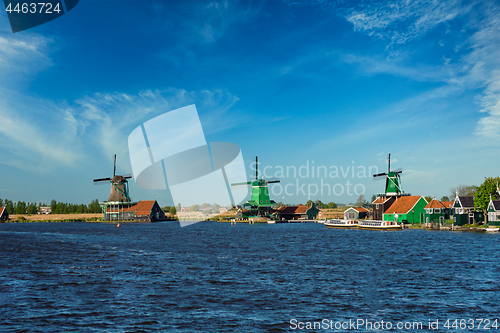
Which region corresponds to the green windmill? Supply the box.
[231,156,280,218]
[373,154,410,197]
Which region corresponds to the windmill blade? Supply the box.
[373,172,387,178]
[231,181,252,186]
[393,167,403,174]
[113,154,117,177]
[123,174,133,179]
[267,179,280,183]
[93,177,111,183]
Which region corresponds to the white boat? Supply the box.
[485,227,499,232]
[325,219,358,228]
[357,220,402,230]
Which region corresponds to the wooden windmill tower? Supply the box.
[372,154,410,220]
[93,155,132,202]
[231,156,280,218]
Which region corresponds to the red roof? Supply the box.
[0,207,5,216]
[385,196,423,214]
[126,200,156,215]
[352,206,369,212]
[107,200,156,216]
[295,205,310,214]
[424,199,446,209]
[277,204,311,215]
[441,201,453,208]
[373,197,389,204]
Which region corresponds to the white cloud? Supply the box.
[0,24,52,79]
[344,0,471,45]
[338,1,500,141]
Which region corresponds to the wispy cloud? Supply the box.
[0,87,243,174]
[0,90,81,173]
[344,0,472,45]
[74,88,243,164]
[336,0,500,141]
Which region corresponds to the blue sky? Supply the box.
[1,0,500,206]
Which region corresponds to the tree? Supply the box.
[371,194,376,203]
[189,204,199,212]
[5,199,14,213]
[440,196,450,202]
[50,199,57,213]
[201,203,210,209]
[27,203,37,215]
[356,194,366,207]
[314,200,326,209]
[88,199,101,213]
[306,200,313,207]
[424,196,433,203]
[16,201,27,214]
[169,207,177,215]
[327,202,337,209]
[474,176,500,219]
[162,206,171,212]
[450,185,477,198]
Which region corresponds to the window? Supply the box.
[434,208,441,214]
[376,204,379,209]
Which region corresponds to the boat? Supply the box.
[485,227,499,232]
[357,220,402,230]
[325,219,358,228]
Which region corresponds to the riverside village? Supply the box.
[2,154,500,232]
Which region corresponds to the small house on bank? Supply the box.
[344,207,369,220]
[424,199,452,226]
[0,207,8,221]
[38,207,51,214]
[452,195,484,226]
[383,196,427,224]
[487,197,500,227]
[275,203,319,220]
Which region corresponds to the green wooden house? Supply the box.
[487,198,500,226]
[424,199,453,226]
[452,195,484,226]
[383,196,427,224]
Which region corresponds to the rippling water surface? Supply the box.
[1,222,500,332]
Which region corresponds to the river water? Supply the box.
[1,222,499,332]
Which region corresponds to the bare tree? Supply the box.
[356,194,365,207]
[450,185,477,197]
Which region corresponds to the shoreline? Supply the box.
[4,214,178,223]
